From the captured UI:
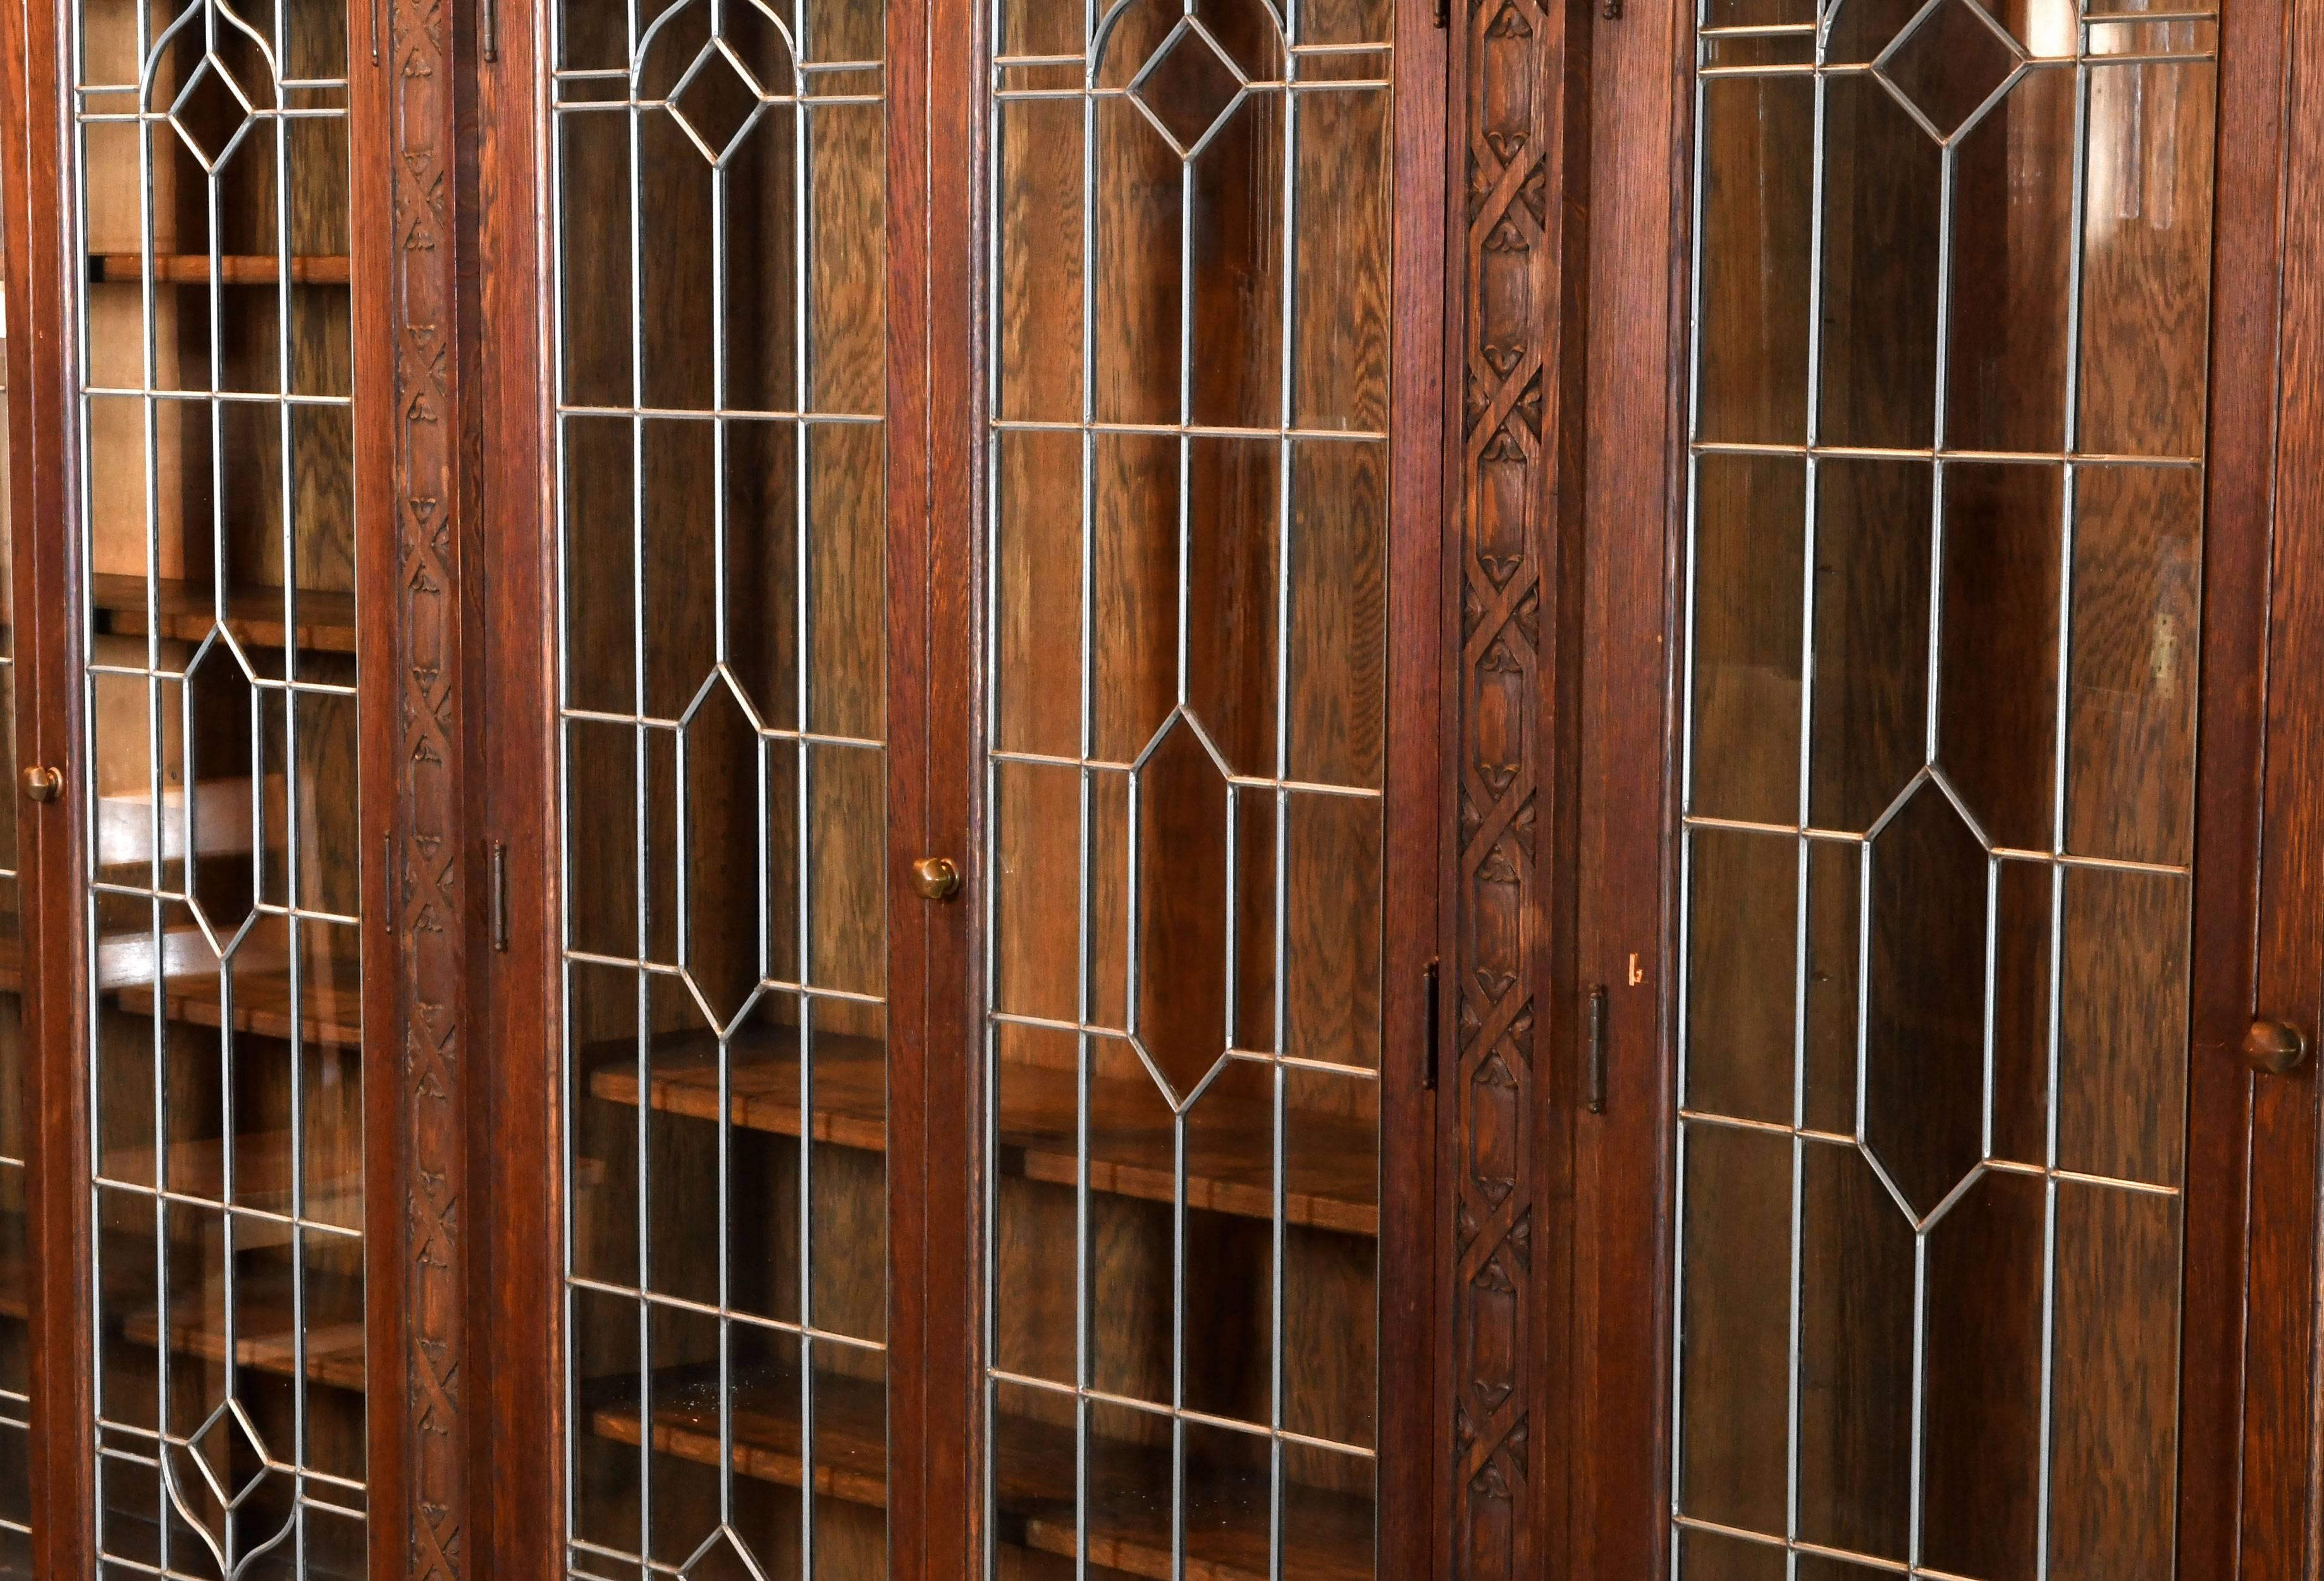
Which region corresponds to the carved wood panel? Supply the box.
[388,0,468,1572]
[1449,0,1587,1572]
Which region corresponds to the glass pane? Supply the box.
[0,174,29,1581]
[71,0,367,1571]
[550,0,892,1573]
[1678,7,2218,1574]
[985,0,1393,1572]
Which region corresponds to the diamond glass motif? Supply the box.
[1876,0,2024,140]
[169,55,261,170]
[183,1400,274,1512]
[1128,20,1249,156]
[667,40,767,163]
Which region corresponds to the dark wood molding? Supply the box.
[471,0,559,1570]
[2184,0,2289,1572]
[1386,0,1448,1575]
[1441,0,1592,1572]
[1566,0,1687,1571]
[2240,3,2324,1573]
[887,0,950,1563]
[3,0,99,1565]
[365,0,484,1568]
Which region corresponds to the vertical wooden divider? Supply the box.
[4,0,99,1567]
[474,0,558,1566]
[358,0,487,1565]
[1566,0,1682,1570]
[888,0,948,1563]
[1438,0,1592,1571]
[2240,7,2324,1573]
[1389,0,1449,1575]
[2186,0,2287,1572]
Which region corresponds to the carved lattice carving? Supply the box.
[389,0,466,1573]
[1452,0,1573,1570]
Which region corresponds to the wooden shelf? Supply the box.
[593,1364,890,1508]
[91,573,359,656]
[114,968,361,1050]
[589,1028,890,1150]
[593,1369,1374,1581]
[120,1270,367,1392]
[0,1214,364,1391]
[89,253,352,286]
[100,1128,363,1243]
[589,1029,1379,1236]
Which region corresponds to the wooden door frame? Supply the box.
[1529,3,2324,1577]
[472,0,558,1568]
[0,0,98,1568]
[2239,7,2324,1572]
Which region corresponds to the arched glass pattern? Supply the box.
[69,0,366,1572]
[548,0,891,1573]
[982,0,1396,1570]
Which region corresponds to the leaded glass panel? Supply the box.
[71,0,368,1573]
[983,1,1394,1572]
[550,0,892,1574]
[1676,4,2219,1572]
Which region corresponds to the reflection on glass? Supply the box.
[551,0,891,1574]
[985,0,1392,1573]
[1678,4,2217,1575]
[71,0,367,1572]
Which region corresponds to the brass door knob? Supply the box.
[2243,1018,2309,1076]
[911,856,962,902]
[19,766,61,804]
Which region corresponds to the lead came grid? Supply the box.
[70,0,366,1575]
[1676,3,2219,1577]
[983,0,1394,1574]
[551,0,888,1574]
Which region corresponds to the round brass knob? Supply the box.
[19,766,61,804]
[2243,1018,2309,1076]
[911,856,962,902]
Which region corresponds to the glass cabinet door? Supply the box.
[1675,4,2219,1574]
[68,0,369,1572]
[544,0,894,1575]
[982,0,1397,1572]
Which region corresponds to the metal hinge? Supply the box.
[484,0,501,61]
[1423,958,1442,1090]
[1434,0,1449,26]
[1586,983,1608,1114]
